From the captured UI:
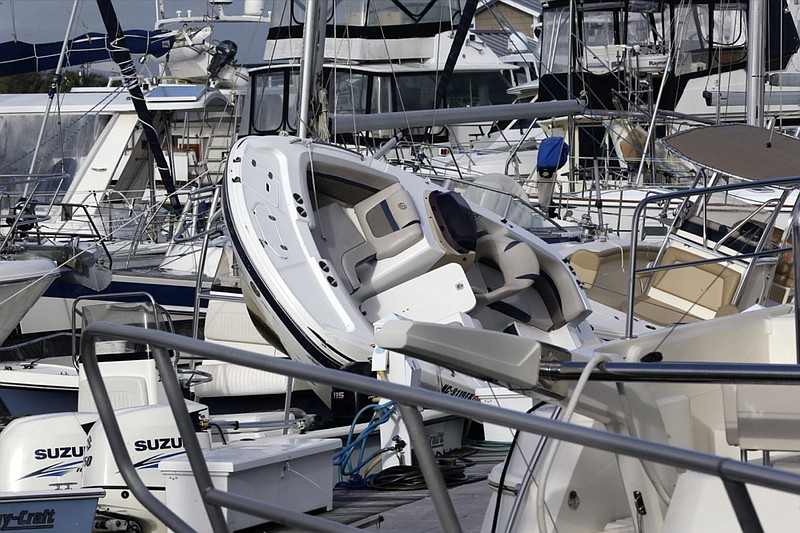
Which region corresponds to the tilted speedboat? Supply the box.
[223,134,597,404]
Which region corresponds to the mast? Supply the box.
[95,0,180,209]
[746,0,766,127]
[297,0,324,140]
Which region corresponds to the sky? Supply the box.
[0,0,273,65]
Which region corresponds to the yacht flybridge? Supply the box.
[248,0,520,148]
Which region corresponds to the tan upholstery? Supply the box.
[631,247,742,326]
[569,245,659,310]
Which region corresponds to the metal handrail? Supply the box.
[625,174,800,340]
[81,323,800,532]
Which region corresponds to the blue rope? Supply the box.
[333,400,398,487]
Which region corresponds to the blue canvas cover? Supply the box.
[537,136,569,172]
[0,30,175,77]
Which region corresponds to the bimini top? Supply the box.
[660,124,800,182]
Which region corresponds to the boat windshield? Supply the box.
[250,67,513,136]
[0,112,111,201]
[271,0,458,30]
[677,187,784,254]
[539,1,747,77]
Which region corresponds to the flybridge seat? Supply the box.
[628,247,742,326]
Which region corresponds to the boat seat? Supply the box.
[354,183,422,259]
[77,359,164,412]
[78,377,149,412]
[769,229,794,303]
[472,234,540,308]
[569,245,660,310]
[340,183,423,294]
[723,383,800,452]
[771,256,795,303]
[314,201,373,293]
[627,247,741,326]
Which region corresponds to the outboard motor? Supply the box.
[0,412,97,492]
[208,40,238,80]
[535,136,569,214]
[83,403,211,532]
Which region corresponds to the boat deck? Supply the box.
[268,448,507,532]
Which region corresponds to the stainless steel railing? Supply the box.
[81,323,800,533]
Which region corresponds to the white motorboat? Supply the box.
[557,124,800,340]
[222,132,597,405]
[0,301,337,533]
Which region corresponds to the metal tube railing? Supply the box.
[81,323,800,532]
[625,174,800,338]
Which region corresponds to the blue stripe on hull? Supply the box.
[43,278,207,309]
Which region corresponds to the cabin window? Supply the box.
[251,69,300,134]
[395,74,437,111]
[704,5,747,48]
[583,12,615,47]
[0,113,111,200]
[540,7,572,74]
[448,73,513,108]
[331,71,369,114]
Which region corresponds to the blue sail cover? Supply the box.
[537,136,569,172]
[0,30,175,77]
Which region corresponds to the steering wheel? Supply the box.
[177,368,214,388]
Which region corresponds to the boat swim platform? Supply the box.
[266,448,506,532]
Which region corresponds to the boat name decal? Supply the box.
[133,437,183,452]
[0,509,56,530]
[441,384,476,400]
[33,446,85,460]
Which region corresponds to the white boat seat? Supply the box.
[77,359,164,412]
[473,234,539,307]
[78,376,150,412]
[723,383,800,452]
[341,183,423,293]
[314,201,372,293]
[354,183,422,259]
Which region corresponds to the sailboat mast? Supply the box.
[746,0,766,127]
[298,0,324,139]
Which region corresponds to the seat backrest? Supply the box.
[316,201,372,293]
[77,359,163,412]
[723,383,800,452]
[649,247,741,317]
[473,234,540,307]
[354,183,423,260]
